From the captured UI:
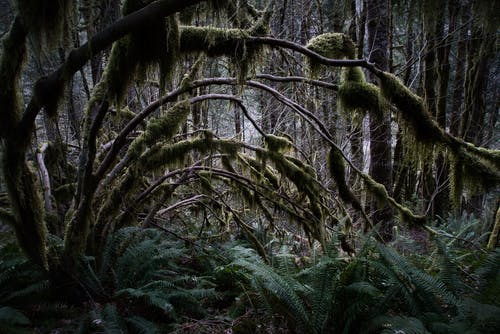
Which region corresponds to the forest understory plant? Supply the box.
[0,0,499,332]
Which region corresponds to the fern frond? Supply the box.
[0,306,31,334]
[125,315,161,334]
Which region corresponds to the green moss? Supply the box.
[16,0,74,50]
[138,137,242,172]
[180,26,249,56]
[327,148,364,214]
[338,81,383,117]
[379,72,446,144]
[179,25,264,83]
[379,72,500,200]
[342,67,365,82]
[306,33,356,76]
[128,100,191,157]
[238,154,280,189]
[264,134,292,153]
[461,151,500,195]
[100,0,181,105]
[360,172,425,226]
[306,33,355,59]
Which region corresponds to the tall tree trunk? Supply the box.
[366,0,393,241]
[421,0,440,216]
[449,2,470,137]
[433,1,456,218]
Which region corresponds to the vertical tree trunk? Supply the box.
[433,1,456,218]
[449,2,469,137]
[421,0,438,216]
[366,0,393,241]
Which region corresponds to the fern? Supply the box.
[474,248,500,305]
[0,306,31,334]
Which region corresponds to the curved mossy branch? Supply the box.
[327,148,371,228]
[20,0,207,141]
[0,16,48,269]
[378,72,500,199]
[180,77,423,226]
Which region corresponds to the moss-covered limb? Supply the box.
[138,136,240,172]
[306,33,357,76]
[487,204,500,250]
[179,24,265,83]
[360,172,426,226]
[459,150,500,195]
[378,72,448,144]
[179,25,250,55]
[338,80,383,117]
[378,71,500,198]
[264,134,293,153]
[307,33,356,59]
[127,100,191,157]
[248,36,376,71]
[327,148,369,224]
[20,0,205,141]
[103,1,181,104]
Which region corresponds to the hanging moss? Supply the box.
[379,71,500,205]
[16,0,74,50]
[360,172,425,226]
[100,0,181,106]
[128,100,191,157]
[255,149,324,243]
[179,23,266,83]
[180,26,249,56]
[460,151,500,195]
[264,134,293,153]
[327,148,364,214]
[137,136,241,173]
[306,33,356,76]
[342,66,365,83]
[238,154,280,189]
[338,81,383,117]
[379,72,446,144]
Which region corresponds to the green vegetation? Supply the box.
[0,0,498,332]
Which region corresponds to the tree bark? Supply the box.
[366,0,393,241]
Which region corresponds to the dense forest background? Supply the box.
[0,0,499,333]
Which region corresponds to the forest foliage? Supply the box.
[0,0,498,332]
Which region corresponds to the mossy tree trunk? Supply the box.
[366,0,393,241]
